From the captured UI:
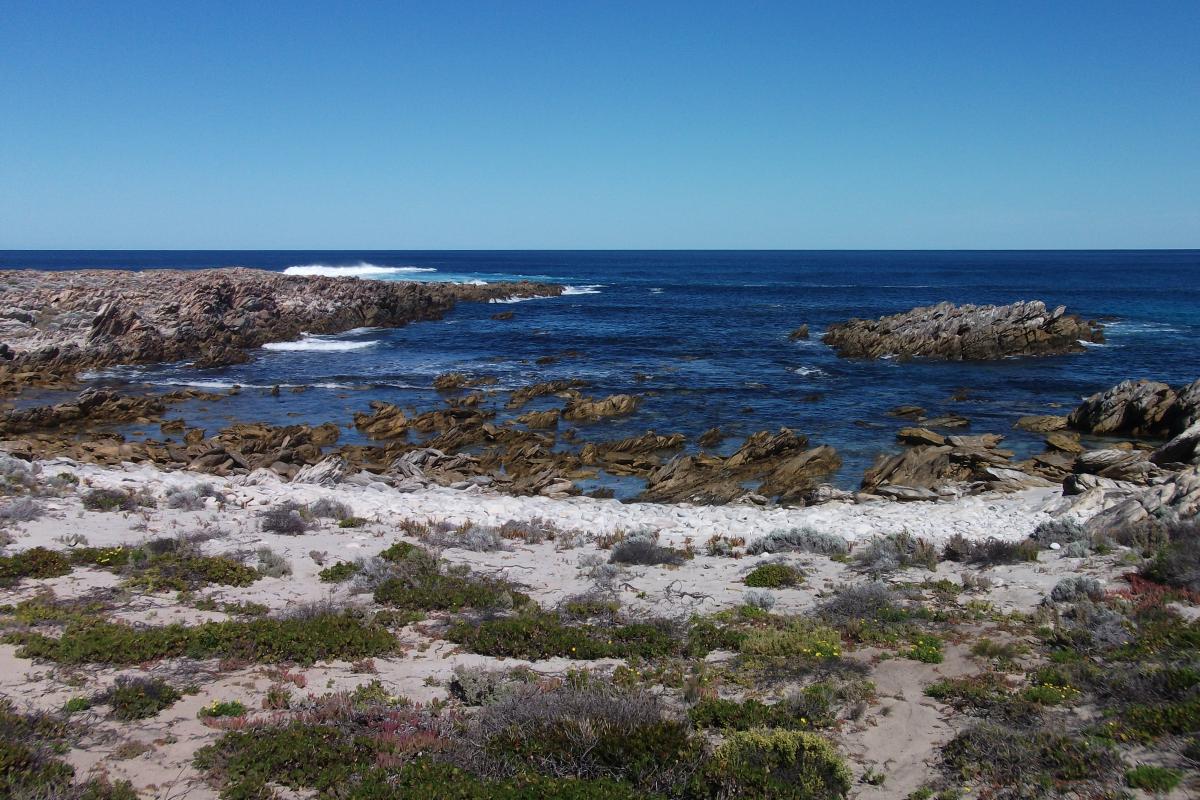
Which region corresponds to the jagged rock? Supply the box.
[1014,415,1069,433]
[924,414,971,429]
[1067,378,1200,437]
[1075,449,1160,483]
[888,405,926,419]
[491,311,515,320]
[515,409,560,429]
[1152,420,1200,467]
[698,427,724,447]
[824,300,1103,360]
[292,456,350,486]
[1062,473,1139,496]
[1066,466,1200,530]
[788,324,810,341]
[0,388,168,436]
[863,431,1038,494]
[876,485,939,502]
[563,394,640,421]
[897,428,945,446]
[801,484,854,505]
[506,379,589,410]
[757,445,842,501]
[432,372,496,393]
[1044,432,1085,454]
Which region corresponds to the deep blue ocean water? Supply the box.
[3,250,1197,493]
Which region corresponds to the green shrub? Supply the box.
[1125,764,1182,792]
[693,729,851,799]
[0,547,72,586]
[199,700,248,719]
[319,561,360,583]
[82,488,139,512]
[906,635,944,664]
[100,676,182,720]
[338,516,368,528]
[10,610,396,665]
[738,619,842,660]
[942,721,1121,792]
[689,685,846,731]
[373,569,527,611]
[744,563,802,588]
[447,612,679,660]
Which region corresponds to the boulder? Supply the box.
[563,394,640,421]
[292,456,350,486]
[1014,414,1069,433]
[1152,420,1200,467]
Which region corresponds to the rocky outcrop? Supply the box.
[1014,415,1069,433]
[1067,378,1200,438]
[0,388,172,435]
[639,428,838,504]
[562,394,640,421]
[788,325,809,341]
[1152,421,1200,467]
[1054,466,1200,531]
[0,268,562,380]
[863,432,1054,498]
[506,379,588,410]
[822,300,1103,360]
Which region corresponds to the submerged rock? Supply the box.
[823,300,1103,360]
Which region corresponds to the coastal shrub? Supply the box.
[738,618,842,660]
[468,680,699,793]
[854,533,938,574]
[1125,765,1182,792]
[449,664,533,706]
[259,501,311,534]
[1048,576,1104,604]
[195,729,648,800]
[816,582,903,628]
[558,591,622,623]
[374,571,525,611]
[705,534,746,557]
[447,611,679,660]
[0,547,72,586]
[1141,521,1200,592]
[0,496,43,522]
[309,497,353,520]
[1031,518,1087,547]
[941,721,1122,795]
[256,546,292,578]
[943,534,1038,566]
[689,682,868,731]
[499,517,562,544]
[339,516,367,528]
[82,488,140,512]
[65,540,259,591]
[694,729,852,800]
[748,528,849,558]
[8,609,396,665]
[319,560,360,583]
[164,483,225,510]
[372,550,527,611]
[98,676,182,720]
[0,699,138,799]
[905,634,944,664]
[609,530,689,567]
[744,562,802,588]
[199,699,248,719]
[743,590,776,611]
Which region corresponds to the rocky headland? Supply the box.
[822,300,1104,360]
[0,268,561,388]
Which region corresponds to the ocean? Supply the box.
[3,250,1198,495]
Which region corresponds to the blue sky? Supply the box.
[1,1,1197,249]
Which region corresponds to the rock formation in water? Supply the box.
[0,267,562,383]
[1066,378,1200,438]
[822,300,1103,360]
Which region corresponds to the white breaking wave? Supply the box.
[789,365,828,378]
[649,288,664,294]
[262,334,378,352]
[283,262,437,278]
[563,284,604,295]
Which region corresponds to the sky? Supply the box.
[1,1,1197,249]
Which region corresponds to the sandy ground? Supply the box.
[1,455,1151,799]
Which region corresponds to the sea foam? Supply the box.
[283,263,437,278]
[262,334,377,352]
